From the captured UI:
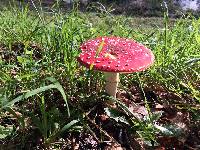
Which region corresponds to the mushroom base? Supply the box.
[104,72,119,99]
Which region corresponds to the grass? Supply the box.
[0,2,200,149]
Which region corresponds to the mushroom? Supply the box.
[77,36,154,99]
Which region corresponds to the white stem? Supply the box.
[104,72,119,99]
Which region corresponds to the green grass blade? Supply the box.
[1,78,70,117]
[60,119,79,133]
[45,77,70,117]
[1,84,56,108]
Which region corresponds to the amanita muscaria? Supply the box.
[77,36,154,98]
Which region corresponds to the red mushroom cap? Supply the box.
[77,36,154,73]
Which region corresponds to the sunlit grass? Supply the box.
[0,3,199,148]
